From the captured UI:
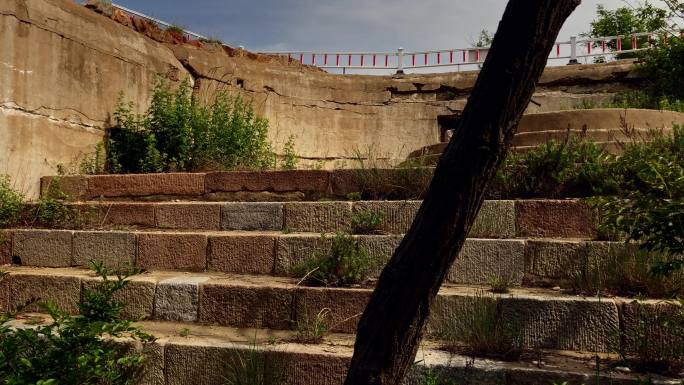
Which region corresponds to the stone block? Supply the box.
[83,274,156,319]
[524,240,585,280]
[619,299,684,360]
[275,234,330,276]
[12,230,73,267]
[352,201,420,234]
[155,276,209,322]
[155,203,221,230]
[6,272,82,314]
[356,235,403,275]
[164,342,234,385]
[205,170,330,193]
[275,350,350,385]
[516,200,597,238]
[294,287,370,333]
[284,202,352,233]
[93,202,156,227]
[73,231,136,269]
[208,235,276,274]
[138,232,207,271]
[86,173,205,198]
[429,291,620,352]
[469,200,516,238]
[198,280,294,329]
[449,239,525,285]
[330,169,361,197]
[41,176,87,199]
[221,202,284,231]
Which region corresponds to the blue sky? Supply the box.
[113,0,625,52]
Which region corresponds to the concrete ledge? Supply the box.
[1,267,667,354]
[28,199,595,239]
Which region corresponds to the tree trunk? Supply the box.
[343,1,581,384]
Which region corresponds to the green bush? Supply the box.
[0,262,153,384]
[223,340,286,385]
[0,175,24,228]
[280,135,298,171]
[35,177,79,228]
[491,135,615,198]
[351,209,386,234]
[593,124,684,277]
[295,233,374,287]
[108,79,275,173]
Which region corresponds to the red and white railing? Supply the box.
[264,32,657,73]
[105,2,657,74]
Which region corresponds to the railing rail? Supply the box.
[106,2,659,74]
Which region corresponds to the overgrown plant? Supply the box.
[0,261,153,384]
[295,233,374,287]
[79,142,107,175]
[592,124,684,277]
[223,340,287,385]
[0,174,24,228]
[351,209,386,235]
[440,291,523,361]
[280,135,298,170]
[34,177,79,228]
[108,78,275,173]
[352,149,433,200]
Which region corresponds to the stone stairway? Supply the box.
[2,170,682,385]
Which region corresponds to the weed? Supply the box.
[199,36,224,45]
[165,24,185,35]
[489,273,516,294]
[345,192,362,201]
[179,328,191,337]
[223,340,287,385]
[281,135,298,170]
[414,366,457,385]
[351,209,386,235]
[293,308,330,344]
[352,148,432,200]
[441,291,523,361]
[0,175,24,228]
[0,261,153,384]
[34,177,79,228]
[295,232,374,287]
[79,142,107,175]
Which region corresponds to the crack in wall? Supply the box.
[0,103,104,131]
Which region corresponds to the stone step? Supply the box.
[14,199,598,239]
[3,267,679,354]
[1,228,620,286]
[8,316,675,385]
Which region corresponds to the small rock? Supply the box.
[615,366,631,373]
[531,360,546,367]
[552,286,561,291]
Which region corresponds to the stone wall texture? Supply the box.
[1,0,650,196]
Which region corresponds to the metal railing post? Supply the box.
[396,47,405,74]
[568,36,579,64]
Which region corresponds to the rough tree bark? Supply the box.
[343,1,582,384]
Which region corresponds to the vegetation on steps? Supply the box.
[0,262,153,385]
[107,78,275,174]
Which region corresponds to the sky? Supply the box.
[113,0,627,53]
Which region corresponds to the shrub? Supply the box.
[491,135,615,198]
[79,142,107,175]
[593,124,684,277]
[108,78,275,173]
[0,175,24,228]
[295,233,374,287]
[639,36,684,103]
[0,262,153,384]
[352,152,433,200]
[351,209,386,234]
[441,291,523,361]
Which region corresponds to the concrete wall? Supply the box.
[0,0,189,197]
[1,0,648,197]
